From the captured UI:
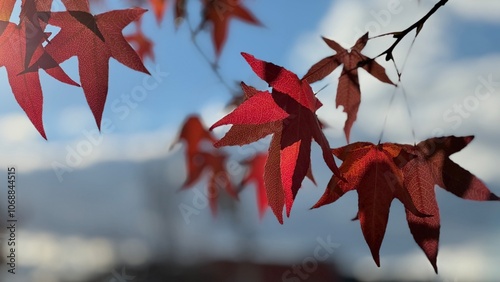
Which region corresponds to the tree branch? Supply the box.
[377,0,449,61]
[186,19,239,95]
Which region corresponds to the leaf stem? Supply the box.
[378,85,399,143]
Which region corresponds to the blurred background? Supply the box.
[0,0,499,281]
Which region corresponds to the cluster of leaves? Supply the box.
[1,0,149,138]
[313,136,498,272]
[207,42,498,272]
[2,0,260,138]
[174,115,268,218]
[211,53,342,222]
[125,0,260,60]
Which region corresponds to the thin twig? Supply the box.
[379,35,418,143]
[378,85,399,144]
[376,0,449,61]
[400,86,417,144]
[186,18,239,95]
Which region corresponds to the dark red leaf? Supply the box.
[314,136,499,272]
[43,8,150,130]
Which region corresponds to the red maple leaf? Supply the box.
[211,53,341,223]
[0,21,79,138]
[175,115,238,215]
[313,142,427,266]
[313,136,499,272]
[201,0,260,56]
[41,7,150,129]
[149,0,167,23]
[240,153,268,219]
[303,33,395,142]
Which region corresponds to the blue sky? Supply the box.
[1,0,500,281]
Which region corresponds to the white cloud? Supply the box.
[11,232,115,281]
[4,231,157,282]
[57,106,94,137]
[199,101,228,129]
[288,2,500,280]
[0,122,177,174]
[352,240,500,281]
[0,114,38,144]
[450,0,500,23]
[0,98,229,174]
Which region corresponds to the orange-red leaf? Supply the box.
[149,0,167,23]
[0,21,78,139]
[202,0,260,56]
[400,149,440,273]
[314,142,426,266]
[314,136,499,272]
[145,0,186,26]
[412,136,498,201]
[175,115,216,161]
